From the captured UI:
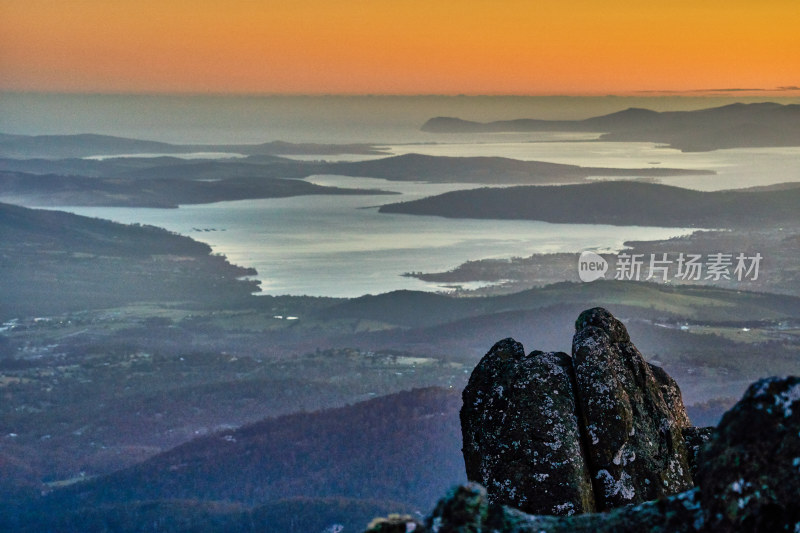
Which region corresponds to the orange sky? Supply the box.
[1,0,798,95]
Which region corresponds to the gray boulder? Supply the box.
[695,376,800,532]
[572,307,694,509]
[426,483,489,533]
[460,339,595,515]
[425,484,702,533]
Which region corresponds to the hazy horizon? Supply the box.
[3,92,800,145]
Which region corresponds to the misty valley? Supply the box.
[1,99,799,532]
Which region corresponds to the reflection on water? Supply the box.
[56,176,698,298]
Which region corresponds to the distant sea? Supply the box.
[3,92,799,145]
[4,93,799,297]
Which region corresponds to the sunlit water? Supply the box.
[47,139,800,297]
[9,94,798,296]
[57,176,699,297]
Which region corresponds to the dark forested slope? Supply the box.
[36,387,464,514]
[0,202,259,318]
[379,181,800,228]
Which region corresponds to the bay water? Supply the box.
[7,93,797,296]
[60,175,698,297]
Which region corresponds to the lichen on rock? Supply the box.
[695,376,800,533]
[571,307,694,509]
[364,309,800,533]
[460,339,595,515]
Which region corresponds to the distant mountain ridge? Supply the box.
[0,134,384,159]
[422,102,800,151]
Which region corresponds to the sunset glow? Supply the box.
[1,0,799,94]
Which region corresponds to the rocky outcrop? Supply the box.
[572,307,693,508]
[459,308,694,514]
[460,340,595,515]
[695,376,800,533]
[416,482,704,533]
[365,308,800,533]
[427,483,490,532]
[366,375,800,533]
